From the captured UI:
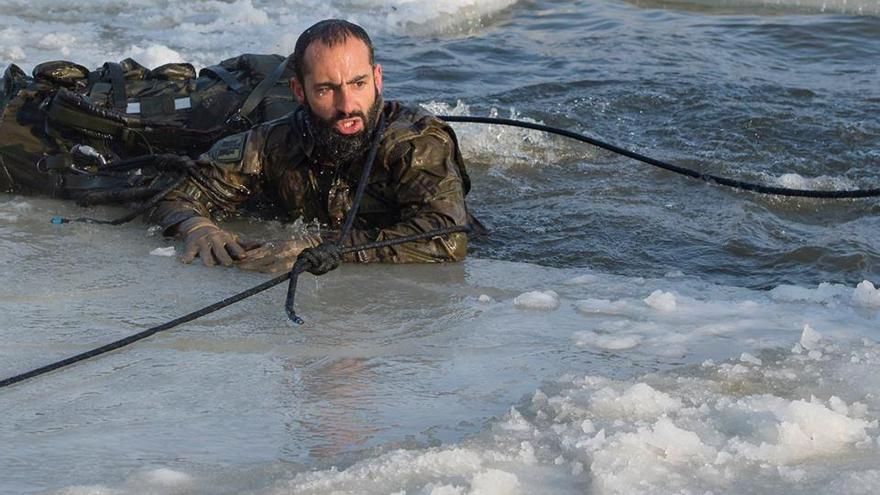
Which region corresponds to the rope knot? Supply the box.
[299,242,342,276]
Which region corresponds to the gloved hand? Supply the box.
[235,236,320,273]
[178,216,254,267]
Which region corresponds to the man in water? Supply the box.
[149,19,473,272]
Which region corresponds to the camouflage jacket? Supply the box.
[150,101,472,263]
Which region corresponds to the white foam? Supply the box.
[125,44,183,68]
[668,0,880,15]
[513,290,559,310]
[419,100,591,170]
[1,45,25,62]
[2,0,518,75]
[35,32,76,56]
[773,172,856,191]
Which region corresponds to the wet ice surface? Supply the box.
[3,0,880,493]
[1,198,879,494]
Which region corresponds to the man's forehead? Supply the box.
[303,37,372,75]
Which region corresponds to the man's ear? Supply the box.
[290,78,305,105]
[373,64,383,93]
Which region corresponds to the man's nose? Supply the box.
[335,86,357,116]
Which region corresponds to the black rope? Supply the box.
[338,112,387,242]
[438,115,880,199]
[285,224,470,324]
[0,273,289,389]
[0,225,469,389]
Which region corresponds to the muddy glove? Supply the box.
[235,236,320,274]
[178,216,252,267]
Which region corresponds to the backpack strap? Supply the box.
[235,56,290,123]
[200,65,245,94]
[103,62,127,111]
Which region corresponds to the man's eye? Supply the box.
[316,88,329,97]
[355,81,367,88]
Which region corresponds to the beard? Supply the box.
[304,89,383,168]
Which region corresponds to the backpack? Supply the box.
[0,54,298,197]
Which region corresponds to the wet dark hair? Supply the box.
[290,19,375,83]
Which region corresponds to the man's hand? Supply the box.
[178,217,253,267]
[235,237,319,273]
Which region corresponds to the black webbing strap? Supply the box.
[201,65,245,94]
[104,62,127,111]
[236,56,290,121]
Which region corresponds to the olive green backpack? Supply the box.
[0,54,297,197]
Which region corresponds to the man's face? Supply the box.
[291,37,383,154]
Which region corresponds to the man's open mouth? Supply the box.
[334,117,364,135]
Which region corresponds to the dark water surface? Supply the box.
[381,0,880,288]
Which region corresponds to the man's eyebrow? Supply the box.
[312,74,369,89]
[313,81,341,90]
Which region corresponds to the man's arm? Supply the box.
[343,128,470,263]
[148,132,263,266]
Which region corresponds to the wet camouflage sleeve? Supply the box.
[148,131,263,233]
[343,128,469,263]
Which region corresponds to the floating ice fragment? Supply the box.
[664,269,685,278]
[518,441,537,464]
[590,418,715,492]
[740,353,762,366]
[851,281,880,308]
[573,298,629,315]
[770,282,849,304]
[565,274,597,285]
[644,290,676,311]
[591,383,682,419]
[574,331,642,350]
[829,396,850,416]
[150,246,176,257]
[142,468,192,485]
[581,419,595,434]
[513,290,559,310]
[777,400,872,459]
[427,485,463,495]
[800,324,823,351]
[500,407,531,431]
[478,294,492,303]
[470,469,520,495]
